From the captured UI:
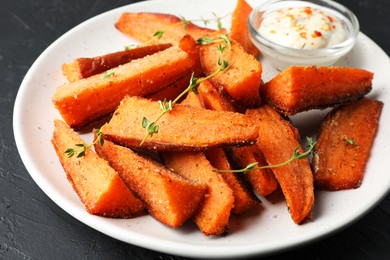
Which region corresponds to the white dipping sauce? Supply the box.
[258,6,348,49]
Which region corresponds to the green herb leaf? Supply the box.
[345,137,358,147]
[153,30,165,39]
[103,69,115,79]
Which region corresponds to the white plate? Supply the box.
[13,0,390,258]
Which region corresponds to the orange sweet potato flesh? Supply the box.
[246,106,314,224]
[261,66,373,115]
[230,145,278,197]
[101,96,259,151]
[52,46,195,129]
[51,119,145,217]
[199,39,262,107]
[62,43,172,82]
[230,0,260,57]
[162,151,234,236]
[115,12,221,44]
[313,98,383,190]
[94,138,207,228]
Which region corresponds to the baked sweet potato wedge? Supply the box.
[199,39,262,107]
[115,12,221,44]
[62,43,172,82]
[162,151,234,236]
[246,106,314,224]
[52,46,195,129]
[51,119,145,217]
[229,145,278,197]
[261,66,373,115]
[101,96,259,151]
[94,138,207,228]
[197,80,238,112]
[313,98,383,190]
[230,0,260,57]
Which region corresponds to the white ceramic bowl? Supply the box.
[248,0,359,70]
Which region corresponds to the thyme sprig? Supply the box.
[65,128,104,158]
[144,12,229,45]
[140,35,232,146]
[214,137,316,174]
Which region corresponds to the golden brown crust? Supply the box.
[261,66,373,115]
[313,98,383,190]
[101,96,259,151]
[94,138,207,228]
[51,119,145,218]
[246,106,314,224]
[115,12,220,44]
[230,0,260,57]
[62,43,172,82]
[199,40,262,107]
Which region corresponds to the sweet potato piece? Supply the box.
[101,96,258,151]
[52,46,194,129]
[261,66,373,115]
[246,106,314,224]
[62,43,172,82]
[162,151,234,236]
[51,119,145,217]
[94,138,207,228]
[230,0,260,57]
[199,39,262,107]
[115,12,220,44]
[197,80,238,112]
[229,145,278,197]
[313,98,383,190]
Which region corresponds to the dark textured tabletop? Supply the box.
[1,0,390,259]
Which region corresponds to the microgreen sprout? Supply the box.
[214,137,317,174]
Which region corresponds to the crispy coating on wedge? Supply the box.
[199,39,262,107]
[246,106,314,224]
[52,46,194,129]
[51,119,145,217]
[230,0,260,57]
[62,43,171,82]
[313,98,383,190]
[101,96,258,151]
[94,138,207,228]
[162,151,234,236]
[115,12,222,44]
[261,66,373,115]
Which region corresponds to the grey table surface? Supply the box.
[1,0,390,259]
